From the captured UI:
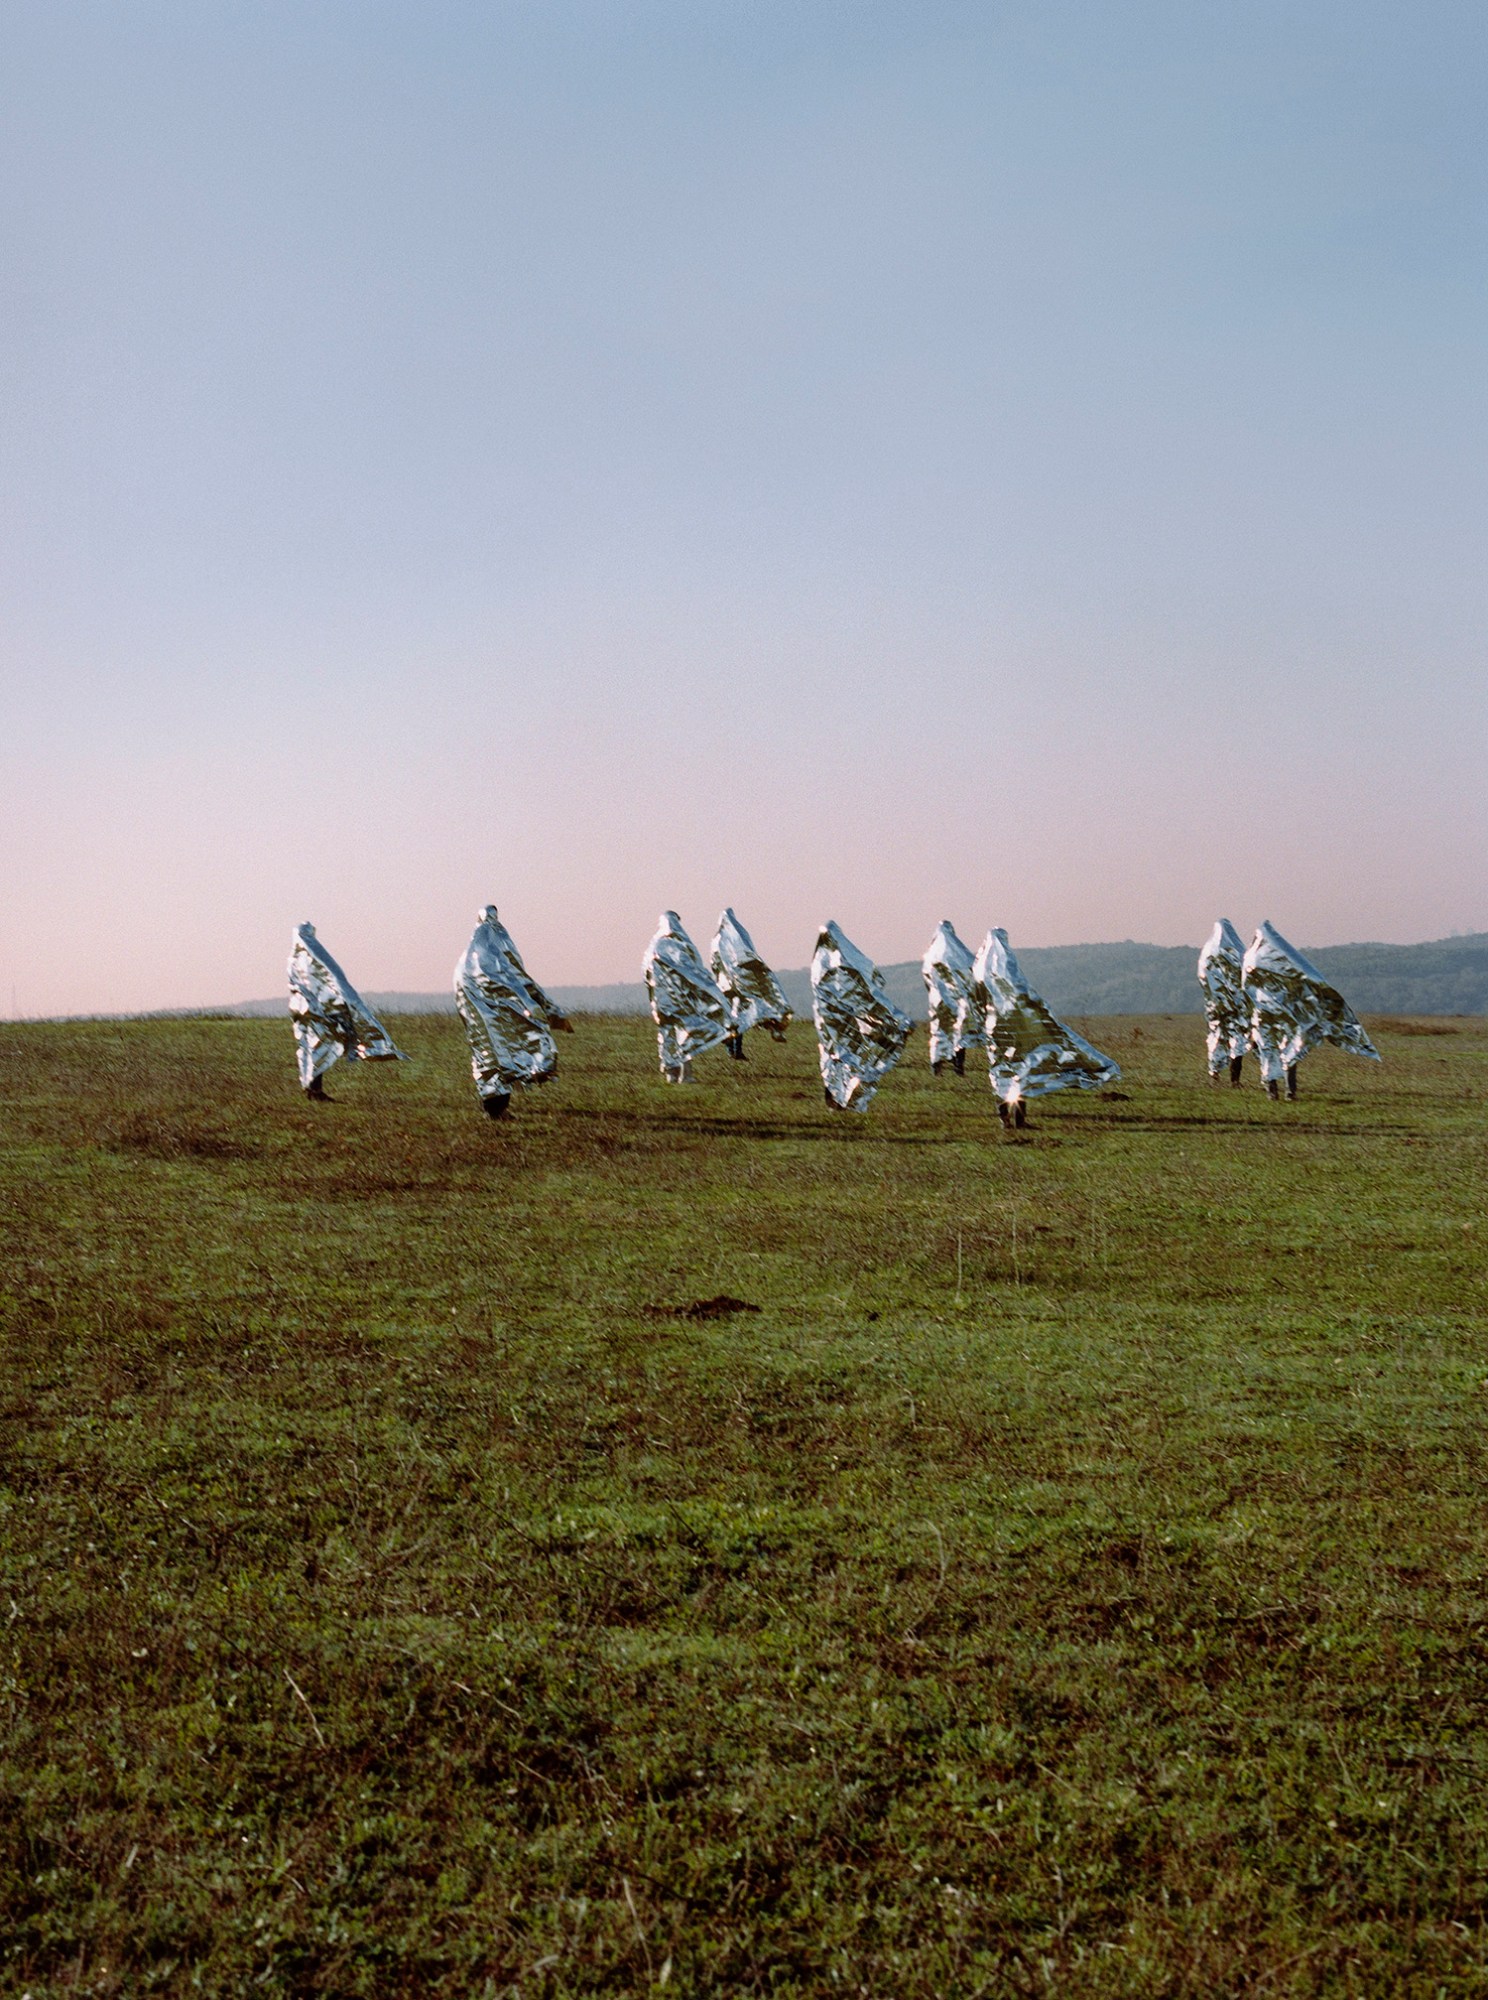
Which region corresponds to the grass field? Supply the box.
[3,1010,1488,1996]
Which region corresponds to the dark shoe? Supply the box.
[952,1049,966,1077]
[305,1076,329,1101]
[997,1102,1012,1128]
[932,1059,945,1078]
[482,1093,511,1120]
[1013,1101,1027,1129]
[1229,1055,1243,1088]
[1285,1065,1298,1102]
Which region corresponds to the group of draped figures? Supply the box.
[1198,919,1379,1100]
[289,910,572,1120]
[287,906,1378,1124]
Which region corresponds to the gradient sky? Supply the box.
[3,1,1485,1016]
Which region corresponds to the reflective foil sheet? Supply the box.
[1198,918,1249,1076]
[485,910,572,1034]
[644,912,732,1079]
[454,907,558,1101]
[710,907,792,1041]
[972,929,1119,1104]
[922,920,984,1069]
[810,921,913,1111]
[287,923,406,1089]
[1242,921,1380,1084]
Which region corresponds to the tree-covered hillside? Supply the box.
[229,934,1488,1020]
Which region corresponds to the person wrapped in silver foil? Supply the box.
[455,906,559,1120]
[972,928,1119,1129]
[1198,918,1249,1088]
[1241,921,1380,1101]
[644,912,732,1082]
[810,921,913,1112]
[709,907,792,1059]
[922,920,983,1076]
[287,922,406,1101]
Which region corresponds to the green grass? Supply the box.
[3,1010,1488,1996]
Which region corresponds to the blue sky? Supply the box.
[3,1,1485,1012]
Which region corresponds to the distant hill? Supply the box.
[230,933,1488,1019]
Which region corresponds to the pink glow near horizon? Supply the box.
[4,4,1485,1016]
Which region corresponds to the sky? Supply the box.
[2,0,1485,1015]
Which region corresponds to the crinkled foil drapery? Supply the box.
[1198,918,1249,1076]
[287,923,406,1089]
[810,921,913,1111]
[922,920,984,1069]
[710,907,792,1041]
[483,909,572,1035]
[972,928,1119,1104]
[1242,921,1380,1085]
[454,907,559,1102]
[644,912,732,1079]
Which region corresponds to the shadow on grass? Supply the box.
[545,1104,976,1147]
[1078,1108,1417,1138]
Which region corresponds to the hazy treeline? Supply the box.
[231,933,1488,1021]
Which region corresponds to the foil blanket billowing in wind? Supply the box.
[972,929,1119,1105]
[811,922,913,1111]
[1242,922,1380,1084]
[644,912,732,1079]
[454,907,559,1102]
[483,910,572,1036]
[710,908,792,1042]
[922,921,984,1070]
[287,924,406,1089]
[1198,919,1249,1077]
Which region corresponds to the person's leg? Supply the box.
[305,1074,328,1101]
[1229,1054,1243,1088]
[997,1100,1012,1128]
[952,1048,966,1077]
[1266,1078,1280,1100]
[1013,1100,1027,1129]
[1285,1064,1298,1101]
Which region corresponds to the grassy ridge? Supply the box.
[3,1013,1488,1995]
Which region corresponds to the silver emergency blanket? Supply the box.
[1198,918,1249,1077]
[287,923,406,1088]
[454,907,559,1101]
[483,908,572,1034]
[972,928,1119,1104]
[710,907,792,1041]
[644,912,732,1079]
[810,921,913,1111]
[1241,921,1380,1084]
[922,920,984,1069]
